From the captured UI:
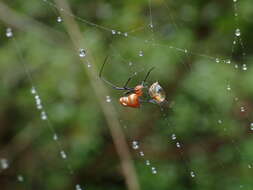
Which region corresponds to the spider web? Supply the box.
[0,0,252,189]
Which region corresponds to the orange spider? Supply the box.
[99,57,166,108]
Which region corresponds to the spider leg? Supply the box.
[140,98,169,105]
[124,89,135,95]
[123,77,133,88]
[141,67,155,85]
[139,98,156,104]
[123,72,138,88]
[99,56,133,90]
[101,78,131,90]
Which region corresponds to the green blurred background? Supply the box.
[1,0,253,189]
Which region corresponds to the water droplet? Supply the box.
[57,16,63,23]
[215,58,220,63]
[139,50,144,57]
[129,62,133,66]
[218,119,222,124]
[234,64,239,69]
[124,32,128,37]
[250,123,253,131]
[233,40,236,45]
[117,31,121,35]
[146,160,150,166]
[248,164,252,169]
[36,98,41,105]
[35,95,40,100]
[79,48,86,58]
[176,142,181,148]
[235,28,241,36]
[111,30,116,35]
[6,28,13,38]
[17,175,24,182]
[86,61,92,68]
[37,104,42,110]
[139,151,144,156]
[171,134,176,140]
[184,49,188,53]
[233,0,237,2]
[226,60,231,64]
[240,106,245,112]
[41,111,47,120]
[53,133,58,141]
[60,150,67,159]
[227,84,231,91]
[149,23,154,28]
[106,96,111,103]
[0,158,9,170]
[242,64,247,71]
[75,184,82,190]
[132,141,139,150]
[190,171,195,178]
[151,167,157,174]
[234,97,239,101]
[31,87,36,94]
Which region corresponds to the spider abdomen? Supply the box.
[119,94,140,108]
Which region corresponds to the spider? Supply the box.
[99,56,166,108]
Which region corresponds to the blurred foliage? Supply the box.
[0,0,253,189]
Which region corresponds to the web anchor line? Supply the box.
[4,27,83,190]
[41,0,237,68]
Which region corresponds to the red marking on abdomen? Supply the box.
[119,94,140,108]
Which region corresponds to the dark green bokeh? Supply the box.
[0,0,253,189]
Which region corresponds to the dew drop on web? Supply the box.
[17,175,24,182]
[75,184,83,190]
[60,150,67,159]
[106,96,111,103]
[190,171,196,178]
[132,141,139,150]
[41,111,47,120]
[0,158,9,170]
[6,28,13,38]
[235,28,241,37]
[31,87,36,94]
[151,167,157,174]
[79,48,86,58]
[227,84,231,91]
[250,123,253,131]
[53,133,58,141]
[242,64,247,71]
[171,134,176,140]
[57,16,63,23]
[176,142,181,148]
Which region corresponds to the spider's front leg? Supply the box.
[123,90,135,96]
[139,98,156,104]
